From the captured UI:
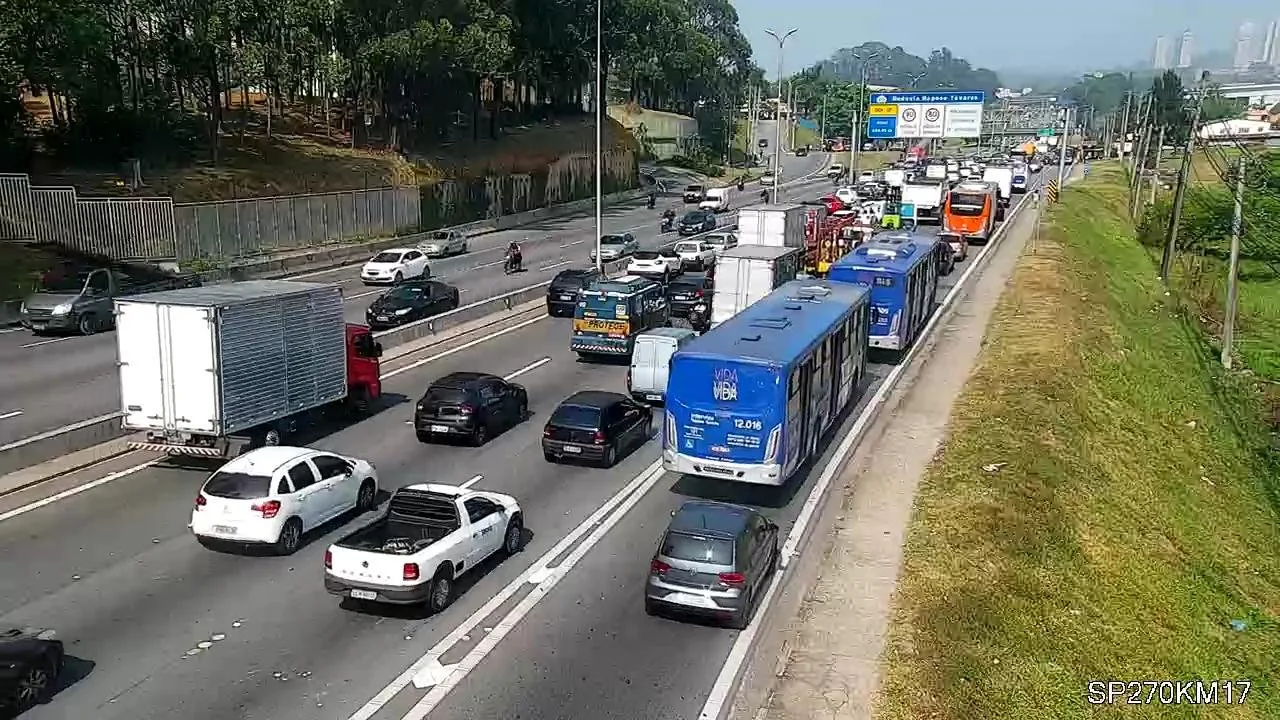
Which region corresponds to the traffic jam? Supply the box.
[0,141,1051,718]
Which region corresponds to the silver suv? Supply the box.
[644,500,780,628]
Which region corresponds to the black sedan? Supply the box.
[666,274,714,318]
[365,280,460,330]
[678,210,717,236]
[0,626,63,716]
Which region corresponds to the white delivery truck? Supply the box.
[924,161,948,181]
[882,168,906,188]
[981,167,1013,219]
[901,179,946,223]
[710,245,802,326]
[736,204,808,248]
[116,280,384,458]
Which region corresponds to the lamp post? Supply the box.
[765,28,797,203]
[849,51,880,175]
[593,0,604,272]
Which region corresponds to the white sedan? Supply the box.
[191,447,379,555]
[361,248,430,285]
[760,172,778,186]
[417,230,468,257]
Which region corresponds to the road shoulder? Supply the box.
[731,188,1042,720]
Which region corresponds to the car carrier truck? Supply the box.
[117,280,383,458]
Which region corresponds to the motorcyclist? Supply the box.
[647,191,657,209]
[759,189,769,203]
[506,240,523,273]
[661,207,676,231]
[737,177,745,192]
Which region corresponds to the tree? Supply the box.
[1062,72,1134,115]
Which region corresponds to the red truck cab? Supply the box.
[345,323,384,410]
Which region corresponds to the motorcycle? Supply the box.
[504,252,522,274]
[660,215,674,233]
[646,195,657,209]
[736,179,745,192]
[688,302,711,333]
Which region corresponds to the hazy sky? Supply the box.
[730,0,1280,78]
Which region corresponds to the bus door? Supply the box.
[904,271,921,345]
[784,368,805,473]
[797,356,815,459]
[811,338,833,438]
[833,319,854,414]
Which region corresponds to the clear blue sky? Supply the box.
[730,0,1280,78]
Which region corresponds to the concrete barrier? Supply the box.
[0,411,127,478]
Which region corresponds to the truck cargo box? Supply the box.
[116,280,349,438]
[710,245,802,326]
[737,204,807,249]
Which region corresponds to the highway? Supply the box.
[0,138,827,450]
[0,162,1045,720]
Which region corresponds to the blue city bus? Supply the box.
[662,279,870,486]
[828,234,947,352]
[571,275,668,359]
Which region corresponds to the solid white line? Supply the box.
[399,462,669,718]
[695,188,1039,720]
[0,410,22,420]
[347,460,665,720]
[503,357,551,380]
[0,327,19,335]
[460,474,483,489]
[538,261,572,272]
[346,289,383,300]
[21,336,74,349]
[0,459,161,523]
[380,315,548,380]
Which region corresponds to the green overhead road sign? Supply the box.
[1038,128,1056,137]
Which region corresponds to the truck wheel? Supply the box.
[261,427,282,447]
[428,569,454,613]
[274,518,303,555]
[502,517,525,555]
[77,313,99,335]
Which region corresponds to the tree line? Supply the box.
[0,0,758,169]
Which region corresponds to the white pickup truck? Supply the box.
[324,484,524,612]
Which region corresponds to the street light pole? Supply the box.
[593,0,604,273]
[850,51,880,177]
[765,28,797,204]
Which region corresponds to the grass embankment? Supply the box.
[875,164,1280,719]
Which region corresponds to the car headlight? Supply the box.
[395,308,411,316]
[52,302,73,315]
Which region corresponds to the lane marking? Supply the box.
[22,336,74,349]
[0,458,162,523]
[538,261,572,272]
[0,410,22,420]
[0,327,20,335]
[460,474,484,489]
[347,460,666,719]
[346,289,383,300]
[380,315,548,380]
[695,180,1045,720]
[503,357,551,380]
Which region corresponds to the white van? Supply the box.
[699,187,732,213]
[627,327,699,403]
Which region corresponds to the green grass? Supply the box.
[874,164,1280,720]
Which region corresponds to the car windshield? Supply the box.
[706,235,730,246]
[37,269,92,293]
[423,385,470,404]
[204,472,272,500]
[662,531,734,564]
[634,251,659,260]
[601,235,627,245]
[385,285,428,300]
[682,212,705,222]
[668,279,703,294]
[550,404,601,428]
[685,186,702,192]
[675,243,700,253]
[429,231,450,241]
[552,274,591,290]
[370,251,403,263]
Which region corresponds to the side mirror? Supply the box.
[373,342,384,358]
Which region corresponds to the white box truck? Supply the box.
[116,280,384,458]
[902,180,946,223]
[737,204,807,248]
[710,245,802,326]
[981,167,1013,219]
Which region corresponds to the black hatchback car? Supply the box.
[666,274,714,318]
[0,625,64,716]
[542,391,653,467]
[546,268,601,317]
[366,280,461,330]
[414,372,529,446]
[678,210,716,236]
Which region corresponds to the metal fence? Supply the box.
[173,187,420,261]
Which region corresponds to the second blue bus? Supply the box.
[662,279,871,486]
[828,233,948,352]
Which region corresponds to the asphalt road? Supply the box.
[0,168,1045,720]
[0,147,830,448]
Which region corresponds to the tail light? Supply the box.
[718,572,746,587]
[593,430,606,445]
[324,550,332,569]
[195,494,207,509]
[543,427,552,437]
[459,404,475,415]
[403,563,420,581]
[252,500,281,518]
[694,289,703,297]
[650,559,670,574]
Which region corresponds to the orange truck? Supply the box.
[941,181,998,259]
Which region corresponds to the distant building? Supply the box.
[1235,22,1256,69]
[1268,21,1280,65]
[1263,22,1278,64]
[1153,36,1171,69]
[1177,30,1194,68]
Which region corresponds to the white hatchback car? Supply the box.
[417,230,468,257]
[835,187,858,206]
[192,447,379,555]
[626,249,683,280]
[361,248,430,285]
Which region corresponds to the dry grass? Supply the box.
[874,164,1280,720]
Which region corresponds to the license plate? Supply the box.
[665,591,719,609]
[376,315,388,321]
[560,295,573,301]
[31,324,46,330]
[430,424,450,433]
[675,295,690,300]
[562,445,582,454]
[646,394,662,401]
[350,589,377,601]
[212,525,237,535]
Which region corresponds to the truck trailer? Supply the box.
[117,280,383,458]
[736,204,808,249]
[710,245,802,326]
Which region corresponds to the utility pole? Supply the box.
[1055,106,1072,193]
[1117,91,1133,167]
[1129,94,1151,204]
[851,111,860,176]
[1102,114,1113,158]
[819,93,827,144]
[744,86,755,164]
[1221,155,1246,369]
[1161,71,1212,281]
[1149,126,1165,205]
